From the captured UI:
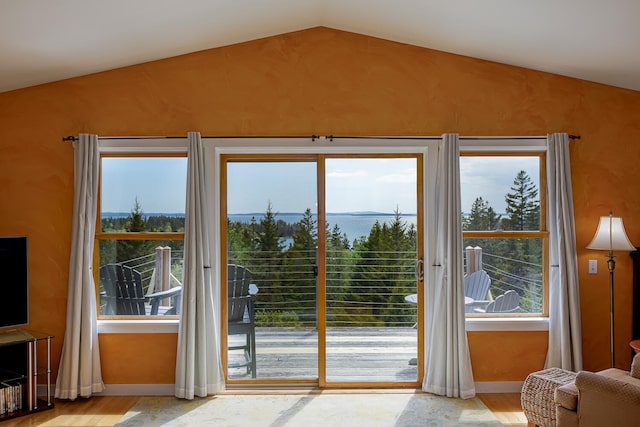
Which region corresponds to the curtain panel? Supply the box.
[55,133,105,399]
[175,132,224,399]
[545,132,583,371]
[422,133,475,398]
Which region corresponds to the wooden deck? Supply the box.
[229,327,419,383]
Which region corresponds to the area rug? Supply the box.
[115,392,503,426]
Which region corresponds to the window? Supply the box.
[96,155,187,318]
[460,154,547,316]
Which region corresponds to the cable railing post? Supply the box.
[154,246,163,294]
[161,246,171,306]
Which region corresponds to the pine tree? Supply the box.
[347,221,383,325]
[499,171,542,311]
[465,197,501,231]
[325,223,352,326]
[282,208,318,323]
[255,202,284,306]
[349,210,417,326]
[502,171,539,231]
[385,209,417,325]
[258,202,284,254]
[290,208,317,251]
[126,198,146,232]
[387,209,408,251]
[116,199,155,264]
[227,216,259,264]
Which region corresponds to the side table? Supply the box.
[521,368,577,427]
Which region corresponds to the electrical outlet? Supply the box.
[588,259,598,274]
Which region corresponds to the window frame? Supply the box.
[94,142,188,323]
[460,150,549,318]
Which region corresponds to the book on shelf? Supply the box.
[0,379,25,415]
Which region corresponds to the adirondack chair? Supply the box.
[99,263,182,315]
[475,290,520,313]
[227,264,257,377]
[464,270,492,313]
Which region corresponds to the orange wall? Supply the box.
[1,27,639,385]
[99,334,178,384]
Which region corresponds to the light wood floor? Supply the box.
[0,393,530,426]
[478,393,530,427]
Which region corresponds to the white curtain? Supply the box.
[55,134,105,399]
[423,134,475,398]
[545,133,583,371]
[175,132,225,398]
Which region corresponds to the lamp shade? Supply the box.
[586,213,635,251]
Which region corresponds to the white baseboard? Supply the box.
[474,381,524,393]
[94,384,176,396]
[91,382,523,396]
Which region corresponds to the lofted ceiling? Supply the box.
[1,0,640,94]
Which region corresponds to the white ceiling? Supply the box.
[2,0,640,93]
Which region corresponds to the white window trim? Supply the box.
[98,319,179,334]
[96,317,549,334]
[94,134,548,154]
[98,137,188,154]
[465,317,549,331]
[459,136,547,152]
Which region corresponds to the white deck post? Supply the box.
[474,246,483,272]
[161,246,171,305]
[465,246,475,275]
[154,246,164,293]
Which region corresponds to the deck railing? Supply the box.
[229,247,543,327]
[101,246,542,320]
[234,250,418,327]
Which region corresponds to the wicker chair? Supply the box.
[555,354,640,427]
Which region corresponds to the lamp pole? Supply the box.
[606,252,616,368]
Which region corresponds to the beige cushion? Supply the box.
[553,365,640,427]
[597,367,637,383]
[555,382,578,411]
[554,368,640,413]
[574,370,640,427]
[631,353,640,379]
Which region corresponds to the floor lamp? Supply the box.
[587,212,635,368]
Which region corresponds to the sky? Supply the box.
[460,156,539,214]
[101,157,188,213]
[227,158,418,214]
[101,156,540,215]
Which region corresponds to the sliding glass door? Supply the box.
[225,159,319,382]
[323,157,419,385]
[222,152,422,387]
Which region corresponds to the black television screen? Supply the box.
[0,237,29,328]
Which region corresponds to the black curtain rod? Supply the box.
[62,135,322,142]
[61,134,581,142]
[325,135,581,141]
